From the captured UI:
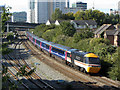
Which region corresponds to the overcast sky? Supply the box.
[0,0,120,13]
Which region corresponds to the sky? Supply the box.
[0,0,120,13]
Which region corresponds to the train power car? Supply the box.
[26,32,101,73]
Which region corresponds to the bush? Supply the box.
[60,21,76,36]
[6,32,14,41]
[42,29,56,41]
[73,30,94,43]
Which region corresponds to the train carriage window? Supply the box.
[33,38,35,42]
[36,40,40,45]
[52,47,64,55]
[42,43,46,47]
[46,44,49,49]
[67,53,71,57]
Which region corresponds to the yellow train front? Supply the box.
[66,50,101,73]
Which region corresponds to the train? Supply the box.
[26,31,101,73]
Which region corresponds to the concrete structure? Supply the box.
[29,0,35,23]
[12,12,27,22]
[66,0,69,8]
[29,0,66,23]
[118,1,120,12]
[63,1,87,14]
[63,7,84,14]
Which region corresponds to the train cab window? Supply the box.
[85,57,89,64]
[88,57,100,64]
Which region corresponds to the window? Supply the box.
[36,40,40,45]
[46,44,49,49]
[67,53,71,57]
[52,47,64,55]
[88,57,100,64]
[85,57,89,64]
[42,43,46,47]
[33,38,35,43]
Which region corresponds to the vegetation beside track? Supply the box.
[30,22,120,81]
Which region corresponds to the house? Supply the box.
[46,20,55,25]
[46,19,97,29]
[94,24,120,46]
[94,24,115,38]
[54,20,69,25]
[104,30,120,46]
[70,20,97,30]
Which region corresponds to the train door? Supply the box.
[71,51,75,65]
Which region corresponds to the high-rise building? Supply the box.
[29,0,35,23]
[118,1,120,11]
[118,1,120,14]
[72,1,87,10]
[66,0,69,8]
[29,0,66,23]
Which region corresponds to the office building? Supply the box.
[29,0,66,23]
[63,7,84,14]
[72,1,87,10]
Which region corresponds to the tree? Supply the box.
[42,29,56,41]
[51,8,63,20]
[73,30,94,43]
[108,47,120,81]
[60,21,76,36]
[1,6,12,32]
[62,12,75,20]
[74,10,85,20]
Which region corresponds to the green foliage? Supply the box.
[60,21,76,36]
[51,8,63,20]
[6,32,14,41]
[62,12,75,20]
[42,29,56,41]
[1,7,12,32]
[33,24,56,38]
[53,35,68,45]
[76,38,91,51]
[2,42,13,55]
[73,30,94,43]
[16,65,36,76]
[74,10,86,20]
[108,48,120,80]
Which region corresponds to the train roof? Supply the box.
[52,44,71,51]
[69,49,88,56]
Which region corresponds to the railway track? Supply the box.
[2,60,30,90]
[18,31,120,90]
[3,55,55,90]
